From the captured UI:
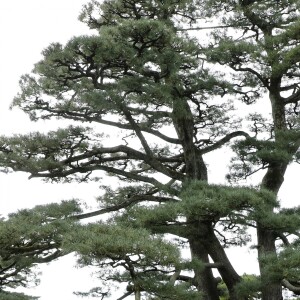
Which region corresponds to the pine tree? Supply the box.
[0,0,299,299]
[200,1,300,298]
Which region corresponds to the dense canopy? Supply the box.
[0,0,300,299]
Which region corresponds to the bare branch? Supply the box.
[282,279,300,294]
[22,100,180,144]
[283,89,300,104]
[72,195,178,220]
[117,291,134,300]
[276,232,290,246]
[177,25,243,31]
[199,131,250,154]
[230,65,269,88]
[118,101,153,157]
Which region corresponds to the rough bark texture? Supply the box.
[189,237,220,300]
[172,98,243,299]
[205,229,242,300]
[189,222,243,300]
[257,92,288,300]
[172,98,219,298]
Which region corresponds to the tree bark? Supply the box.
[257,92,288,300]
[172,98,217,297]
[189,221,244,300]
[257,223,283,300]
[172,97,243,299]
[134,289,141,300]
[257,164,287,300]
[205,227,242,300]
[189,236,220,300]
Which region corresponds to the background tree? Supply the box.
[0,0,299,299]
[200,0,300,299]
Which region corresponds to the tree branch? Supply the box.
[117,291,133,300]
[276,232,290,246]
[230,65,269,87]
[25,105,181,144]
[29,164,170,187]
[282,279,300,294]
[118,101,153,157]
[177,25,244,31]
[72,195,178,220]
[283,89,300,104]
[199,131,250,154]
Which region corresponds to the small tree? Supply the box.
[0,0,299,299]
[201,1,300,298]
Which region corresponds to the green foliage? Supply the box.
[63,222,179,265]
[62,222,187,298]
[1,0,300,299]
[230,129,300,181]
[260,243,300,284]
[0,201,79,293]
[234,275,262,299]
[217,274,262,300]
[0,291,39,300]
[181,180,278,217]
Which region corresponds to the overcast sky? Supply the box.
[0,1,299,300]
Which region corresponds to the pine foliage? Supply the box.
[0,0,299,299]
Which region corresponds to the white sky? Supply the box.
[0,1,299,299]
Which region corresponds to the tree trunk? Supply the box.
[257,164,287,300]
[188,220,246,299]
[256,92,288,300]
[134,288,141,300]
[173,97,218,298]
[257,223,283,300]
[189,236,220,300]
[172,97,243,299]
[205,228,242,300]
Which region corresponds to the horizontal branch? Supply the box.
[27,105,180,144]
[72,195,178,220]
[177,25,243,31]
[199,131,250,154]
[34,250,66,263]
[30,164,168,187]
[23,142,184,183]
[204,262,224,268]
[283,88,300,104]
[230,65,269,87]
[282,279,300,294]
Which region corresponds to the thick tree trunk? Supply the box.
[189,236,220,300]
[172,98,243,299]
[258,164,287,300]
[189,221,244,300]
[237,0,290,294]
[172,98,218,297]
[205,228,242,300]
[257,223,283,300]
[257,93,287,300]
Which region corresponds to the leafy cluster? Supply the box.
[0,0,300,299]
